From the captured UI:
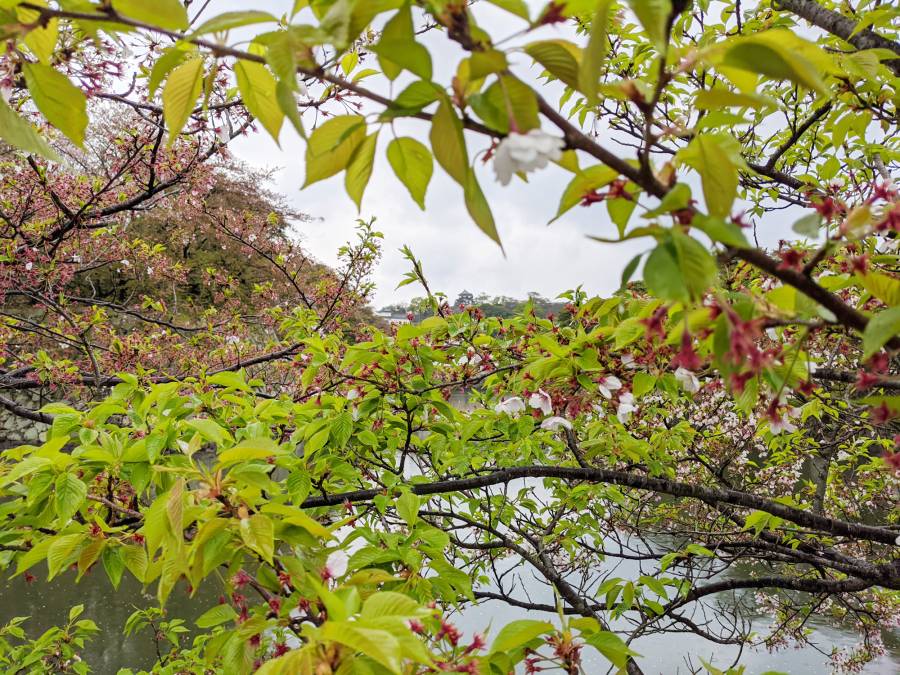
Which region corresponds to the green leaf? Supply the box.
[430,97,468,185]
[860,273,900,307]
[55,473,87,523]
[632,373,657,398]
[386,137,433,209]
[583,630,641,669]
[487,0,530,19]
[191,10,277,35]
[464,169,502,247]
[792,213,822,237]
[720,30,829,95]
[196,604,238,628]
[524,40,581,89]
[77,538,105,580]
[240,514,275,563]
[19,5,57,64]
[304,115,366,186]
[679,135,737,218]
[644,241,688,302]
[626,0,672,52]
[276,78,307,139]
[385,80,441,116]
[490,619,553,653]
[553,164,619,221]
[621,253,642,288]
[218,438,282,465]
[162,58,204,144]
[101,545,125,589]
[672,232,717,300]
[47,533,84,580]
[0,98,61,161]
[235,60,284,143]
[319,622,401,673]
[112,0,189,30]
[167,479,185,536]
[23,64,88,147]
[361,591,424,620]
[148,46,194,97]
[371,6,432,80]
[692,214,749,248]
[396,490,420,527]
[862,305,900,358]
[469,49,509,79]
[186,418,232,446]
[579,1,612,105]
[345,131,379,210]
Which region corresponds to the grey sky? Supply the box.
[211,0,653,307]
[218,0,785,308]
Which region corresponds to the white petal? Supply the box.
[601,376,622,391]
[508,145,540,164]
[540,416,572,431]
[495,396,526,415]
[326,550,349,578]
[493,149,515,186]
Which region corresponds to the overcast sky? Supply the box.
[218,0,787,308]
[211,0,658,308]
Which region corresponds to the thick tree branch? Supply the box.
[299,465,900,547]
[775,0,900,76]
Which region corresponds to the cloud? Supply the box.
[219,0,648,307]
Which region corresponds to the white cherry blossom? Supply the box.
[528,389,553,415]
[540,416,572,431]
[674,367,700,393]
[598,375,622,399]
[621,354,639,369]
[324,549,349,579]
[457,352,482,367]
[493,129,564,186]
[494,396,526,415]
[616,392,638,423]
[770,407,801,435]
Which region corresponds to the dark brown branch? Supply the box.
[775,0,900,76]
[299,465,899,547]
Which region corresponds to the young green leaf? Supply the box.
[162,58,204,145]
[111,0,189,30]
[0,98,61,161]
[430,97,468,186]
[386,137,433,209]
[234,60,284,143]
[579,0,612,105]
[626,0,673,52]
[862,305,900,358]
[371,5,432,80]
[489,619,553,653]
[464,170,502,247]
[190,10,277,36]
[345,131,379,210]
[23,64,88,147]
[304,115,366,186]
[55,473,87,523]
[524,40,581,89]
[396,490,420,527]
